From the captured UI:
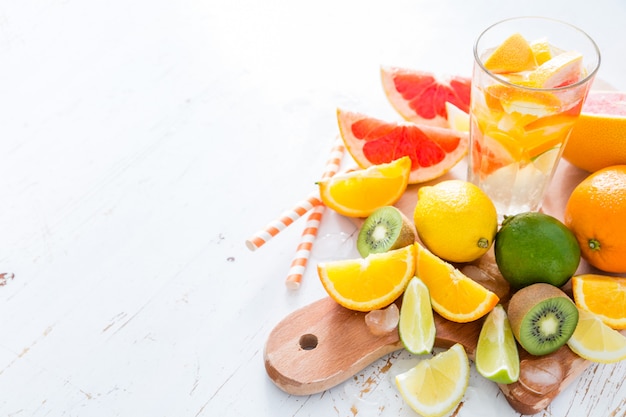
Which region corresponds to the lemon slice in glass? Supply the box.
[399,277,436,354]
[475,304,520,384]
[567,308,626,364]
[395,343,469,417]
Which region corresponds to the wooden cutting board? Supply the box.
[264,296,590,415]
[264,160,606,415]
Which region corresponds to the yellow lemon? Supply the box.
[413,180,498,263]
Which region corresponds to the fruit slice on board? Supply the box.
[563,91,626,172]
[415,243,499,323]
[357,206,416,258]
[317,244,416,312]
[567,308,626,364]
[337,109,468,184]
[395,343,470,417]
[399,277,436,355]
[571,274,626,329]
[475,304,520,384]
[318,156,410,218]
[381,66,470,127]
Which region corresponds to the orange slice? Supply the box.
[337,109,468,184]
[317,245,416,312]
[318,156,410,217]
[415,243,499,323]
[483,33,537,74]
[571,274,626,329]
[381,66,471,127]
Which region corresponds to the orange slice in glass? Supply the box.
[415,243,499,323]
[317,244,416,312]
[483,33,537,74]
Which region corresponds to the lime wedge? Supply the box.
[399,277,436,354]
[395,343,470,417]
[475,304,520,384]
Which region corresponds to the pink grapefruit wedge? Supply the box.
[563,91,626,172]
[381,66,471,127]
[337,108,469,184]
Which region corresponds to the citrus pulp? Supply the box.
[380,66,470,127]
[336,109,468,184]
[317,244,415,312]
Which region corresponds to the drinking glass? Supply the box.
[468,17,601,220]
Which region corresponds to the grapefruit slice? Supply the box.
[337,108,469,184]
[563,91,626,172]
[381,66,471,127]
[483,33,537,74]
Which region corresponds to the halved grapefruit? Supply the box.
[337,109,469,184]
[381,66,471,127]
[563,91,626,172]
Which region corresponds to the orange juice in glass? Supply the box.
[468,17,601,220]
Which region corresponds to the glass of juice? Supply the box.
[468,17,601,220]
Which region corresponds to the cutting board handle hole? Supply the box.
[299,334,318,350]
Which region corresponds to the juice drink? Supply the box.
[468,17,600,219]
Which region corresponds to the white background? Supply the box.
[1,0,626,416]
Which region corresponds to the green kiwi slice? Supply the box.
[507,283,579,356]
[357,206,417,257]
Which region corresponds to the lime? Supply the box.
[475,304,520,384]
[413,180,498,263]
[395,343,469,417]
[494,212,580,289]
[399,277,436,354]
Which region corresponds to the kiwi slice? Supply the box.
[507,283,579,356]
[357,206,417,257]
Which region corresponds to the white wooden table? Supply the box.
[1,1,625,416]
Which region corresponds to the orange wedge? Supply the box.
[483,33,537,74]
[415,243,499,323]
[571,274,626,329]
[317,245,416,312]
[318,156,410,217]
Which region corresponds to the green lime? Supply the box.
[399,277,436,355]
[475,304,520,384]
[494,212,580,289]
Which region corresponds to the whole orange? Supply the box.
[564,166,626,273]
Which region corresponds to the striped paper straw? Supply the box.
[284,137,345,289]
[285,204,325,290]
[245,191,323,251]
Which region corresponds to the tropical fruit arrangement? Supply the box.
[310,35,626,417]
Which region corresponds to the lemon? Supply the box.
[567,308,626,364]
[395,343,469,417]
[399,277,436,355]
[413,180,498,263]
[475,304,520,384]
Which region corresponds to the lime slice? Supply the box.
[567,308,626,364]
[475,304,520,384]
[395,343,469,417]
[399,277,436,354]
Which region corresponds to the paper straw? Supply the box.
[284,137,345,289]
[245,191,323,251]
[285,204,325,290]
[245,136,345,252]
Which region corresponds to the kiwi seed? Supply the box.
[507,283,579,356]
[357,206,417,257]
